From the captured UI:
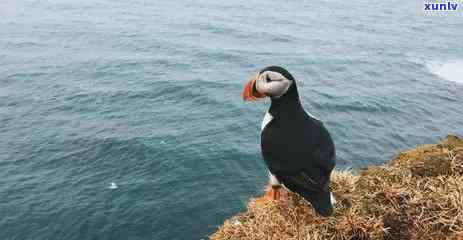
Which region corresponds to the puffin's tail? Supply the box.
[280,176,334,217]
[277,171,335,216]
[298,188,333,217]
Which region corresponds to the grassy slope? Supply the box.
[210,135,463,240]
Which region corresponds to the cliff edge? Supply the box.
[210,135,463,240]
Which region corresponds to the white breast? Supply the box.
[261,111,274,132]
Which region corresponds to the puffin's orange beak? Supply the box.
[242,76,266,101]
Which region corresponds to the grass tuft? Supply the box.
[210,135,463,240]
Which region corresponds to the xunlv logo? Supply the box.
[424,1,459,11]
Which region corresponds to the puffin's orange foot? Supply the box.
[254,186,281,206]
[270,186,281,200]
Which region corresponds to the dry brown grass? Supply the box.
[210,135,463,240]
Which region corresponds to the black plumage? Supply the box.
[260,66,336,216]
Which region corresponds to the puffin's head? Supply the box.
[242,66,295,101]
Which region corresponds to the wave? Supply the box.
[427,60,463,84]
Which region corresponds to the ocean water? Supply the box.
[1,0,462,239]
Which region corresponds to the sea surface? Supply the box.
[1,0,462,239]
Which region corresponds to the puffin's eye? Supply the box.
[265,74,271,82]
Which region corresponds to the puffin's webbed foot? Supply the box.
[255,185,281,206]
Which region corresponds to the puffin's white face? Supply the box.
[242,71,293,101]
[255,71,292,98]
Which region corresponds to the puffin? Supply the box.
[242,66,336,216]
